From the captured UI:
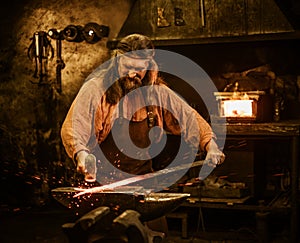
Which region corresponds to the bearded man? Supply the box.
[61,33,224,175]
[61,33,225,236]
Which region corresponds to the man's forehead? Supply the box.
[119,54,150,65]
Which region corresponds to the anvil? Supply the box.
[51,186,190,222]
[51,160,207,221]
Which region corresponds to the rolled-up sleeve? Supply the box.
[61,80,100,160]
[157,85,215,152]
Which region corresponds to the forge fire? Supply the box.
[214,90,268,122]
[222,99,254,118]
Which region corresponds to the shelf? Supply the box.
[107,31,300,49]
[212,119,300,137]
[181,196,291,213]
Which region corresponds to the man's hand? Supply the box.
[205,140,225,168]
[75,150,89,173]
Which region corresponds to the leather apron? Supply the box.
[96,101,169,235]
[97,100,155,184]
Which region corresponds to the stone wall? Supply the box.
[0,0,132,206]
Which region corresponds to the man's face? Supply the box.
[118,55,149,93]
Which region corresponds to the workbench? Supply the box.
[178,119,300,242]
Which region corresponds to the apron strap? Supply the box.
[118,98,124,125]
[119,90,156,128]
[142,86,156,128]
[146,105,156,128]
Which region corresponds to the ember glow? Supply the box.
[223,99,253,117]
[73,174,152,197]
[214,91,263,120]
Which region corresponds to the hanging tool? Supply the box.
[174,7,186,26]
[62,25,84,42]
[48,28,65,93]
[82,22,109,44]
[199,0,205,27]
[27,31,54,84]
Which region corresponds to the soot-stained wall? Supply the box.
[0,0,132,206]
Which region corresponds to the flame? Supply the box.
[223,99,253,117]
